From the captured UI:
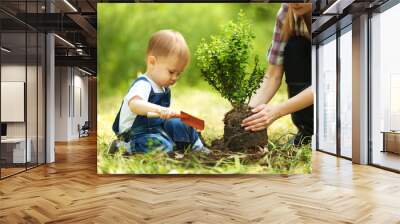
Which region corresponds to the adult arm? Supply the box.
[248,65,284,108]
[242,87,313,131]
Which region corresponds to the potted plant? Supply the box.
[196,11,267,151]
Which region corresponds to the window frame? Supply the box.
[315,22,352,160]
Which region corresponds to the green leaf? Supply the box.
[195,10,265,106]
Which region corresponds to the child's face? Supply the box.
[148,56,186,87]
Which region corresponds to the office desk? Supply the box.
[381,131,400,154]
[1,138,31,163]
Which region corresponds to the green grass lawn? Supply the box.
[97,84,312,174]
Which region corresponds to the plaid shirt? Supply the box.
[267,4,311,65]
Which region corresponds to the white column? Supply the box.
[45,1,55,163]
[352,14,369,164]
[46,33,55,163]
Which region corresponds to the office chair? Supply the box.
[79,121,90,138]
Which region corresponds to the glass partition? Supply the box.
[1,30,28,177]
[27,29,38,169]
[38,32,45,165]
[0,1,46,179]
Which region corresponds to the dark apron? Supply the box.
[283,35,313,145]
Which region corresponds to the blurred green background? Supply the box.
[98,3,281,98]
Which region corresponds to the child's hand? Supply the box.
[159,108,178,119]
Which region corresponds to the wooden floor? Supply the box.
[0,167,26,177]
[1,136,400,223]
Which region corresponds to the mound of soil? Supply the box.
[212,105,268,151]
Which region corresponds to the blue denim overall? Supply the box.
[112,77,201,153]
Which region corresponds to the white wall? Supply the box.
[1,65,26,141]
[1,66,25,127]
[73,72,89,137]
[55,67,89,141]
[1,65,35,138]
[55,67,68,141]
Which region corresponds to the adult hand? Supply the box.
[241,104,283,131]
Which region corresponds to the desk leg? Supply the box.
[382,133,386,153]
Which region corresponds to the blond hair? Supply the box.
[281,2,311,41]
[147,29,190,69]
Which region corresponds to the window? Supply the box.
[370,3,400,171]
[317,36,337,154]
[339,28,352,158]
